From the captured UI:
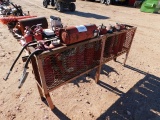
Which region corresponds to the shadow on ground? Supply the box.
[41,64,160,120]
[52,107,71,120]
[97,64,160,120]
[64,10,109,19]
[72,64,117,87]
[41,99,71,119]
[47,6,109,19]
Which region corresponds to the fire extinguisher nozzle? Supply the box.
[3,71,11,81]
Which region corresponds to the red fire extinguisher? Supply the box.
[24,26,33,43]
[34,33,42,41]
[98,24,107,35]
[33,25,43,41]
[24,35,33,43]
[60,24,98,45]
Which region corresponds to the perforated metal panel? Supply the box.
[123,28,136,49]
[28,25,137,110]
[103,35,115,58]
[103,27,136,60]
[41,40,102,90]
[35,26,136,91]
[114,31,127,54]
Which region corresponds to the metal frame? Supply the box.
[27,26,137,110]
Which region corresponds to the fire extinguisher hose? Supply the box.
[18,49,44,88]
[3,41,36,81]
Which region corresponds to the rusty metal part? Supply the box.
[20,25,137,109]
[41,39,102,90]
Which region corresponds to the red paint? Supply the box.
[24,35,33,43]
[34,34,42,41]
[60,24,97,45]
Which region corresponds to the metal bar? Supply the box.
[28,39,59,47]
[113,30,127,62]
[36,81,43,89]
[114,30,127,35]
[30,56,42,86]
[102,56,114,64]
[123,27,137,65]
[95,35,106,83]
[36,57,54,110]
[38,36,102,59]
[27,46,36,53]
[36,84,44,98]
[48,65,100,92]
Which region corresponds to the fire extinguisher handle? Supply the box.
[3,71,11,81]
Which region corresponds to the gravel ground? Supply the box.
[0,0,160,120]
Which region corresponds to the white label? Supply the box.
[75,25,87,32]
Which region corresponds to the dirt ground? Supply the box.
[0,0,160,120]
